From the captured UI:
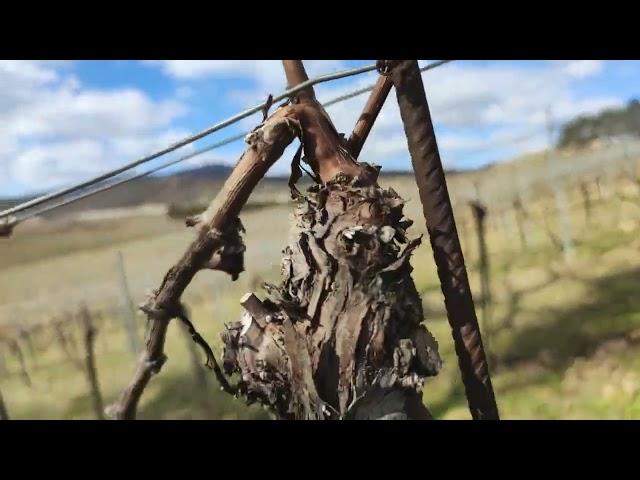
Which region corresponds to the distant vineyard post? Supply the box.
[79,306,105,420]
[469,200,492,362]
[0,388,9,420]
[546,107,575,263]
[0,344,6,377]
[115,251,141,356]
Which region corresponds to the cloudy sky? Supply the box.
[1,60,638,197]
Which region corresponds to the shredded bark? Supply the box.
[221,176,441,419]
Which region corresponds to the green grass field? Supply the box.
[2,162,640,419]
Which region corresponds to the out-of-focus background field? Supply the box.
[2,136,640,419]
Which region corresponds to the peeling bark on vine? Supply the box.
[221,177,442,419]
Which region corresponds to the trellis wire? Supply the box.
[0,62,381,220]
[5,60,456,226]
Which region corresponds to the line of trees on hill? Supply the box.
[558,99,640,149]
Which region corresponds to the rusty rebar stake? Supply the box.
[390,60,499,420]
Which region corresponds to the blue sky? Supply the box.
[1,60,638,197]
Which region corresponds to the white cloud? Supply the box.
[147,60,348,82]
[145,60,260,80]
[147,60,352,106]
[563,60,604,79]
[1,60,627,196]
[12,140,106,188]
[109,128,195,160]
[9,129,200,192]
[0,60,59,85]
[3,88,185,139]
[178,59,622,174]
[1,61,190,193]
[314,60,622,170]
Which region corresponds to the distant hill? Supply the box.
[168,163,234,180]
[0,159,465,221]
[0,162,237,219]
